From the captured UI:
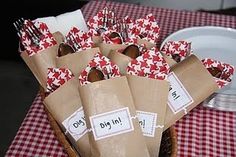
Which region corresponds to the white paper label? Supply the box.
[137,111,157,137]
[168,72,194,113]
[90,107,134,141]
[62,107,87,141]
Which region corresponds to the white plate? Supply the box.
[161,26,236,95]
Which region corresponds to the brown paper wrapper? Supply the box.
[162,53,177,67]
[43,78,90,157]
[20,32,64,90]
[78,76,150,157]
[56,48,99,78]
[137,39,156,49]
[127,75,169,157]
[98,42,127,57]
[92,36,103,46]
[164,54,219,130]
[108,49,132,75]
[21,45,58,90]
[53,31,65,44]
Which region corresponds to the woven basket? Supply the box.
[40,88,178,157]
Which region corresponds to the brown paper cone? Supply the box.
[164,54,219,130]
[52,31,65,43]
[98,43,127,57]
[162,53,177,67]
[137,39,156,49]
[43,78,90,157]
[21,44,59,90]
[108,50,132,75]
[78,76,150,157]
[92,36,103,46]
[127,75,169,157]
[56,48,99,78]
[20,32,64,90]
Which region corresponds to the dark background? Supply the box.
[3,0,236,61]
[3,0,89,61]
[1,0,89,155]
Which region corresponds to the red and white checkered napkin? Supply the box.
[127,47,170,80]
[5,94,68,157]
[87,7,117,36]
[175,105,236,157]
[21,20,57,56]
[79,52,121,85]
[201,58,234,88]
[127,13,160,44]
[46,68,74,93]
[66,27,94,52]
[161,40,192,62]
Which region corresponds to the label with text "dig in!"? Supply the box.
[137,111,157,137]
[90,107,134,141]
[62,107,87,141]
[167,72,194,113]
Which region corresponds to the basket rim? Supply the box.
[40,87,178,157]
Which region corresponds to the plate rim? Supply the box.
[160,26,236,49]
[160,26,236,95]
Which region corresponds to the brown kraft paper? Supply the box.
[127,75,169,157]
[137,39,156,49]
[108,49,132,75]
[20,32,64,90]
[164,54,219,130]
[97,42,127,57]
[43,78,90,157]
[52,31,65,44]
[56,48,99,78]
[78,76,150,157]
[21,44,58,90]
[92,36,103,46]
[161,53,177,67]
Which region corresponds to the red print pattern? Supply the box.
[202,58,234,88]
[127,14,160,44]
[127,47,170,80]
[87,7,117,36]
[87,7,160,46]
[161,40,192,61]
[46,68,74,93]
[21,20,57,56]
[66,27,94,52]
[79,53,121,85]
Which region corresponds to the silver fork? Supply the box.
[111,8,118,26]
[115,19,128,42]
[66,33,81,52]
[13,18,24,37]
[97,7,118,35]
[104,7,118,28]
[13,18,42,46]
[121,21,129,41]
[13,18,26,50]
